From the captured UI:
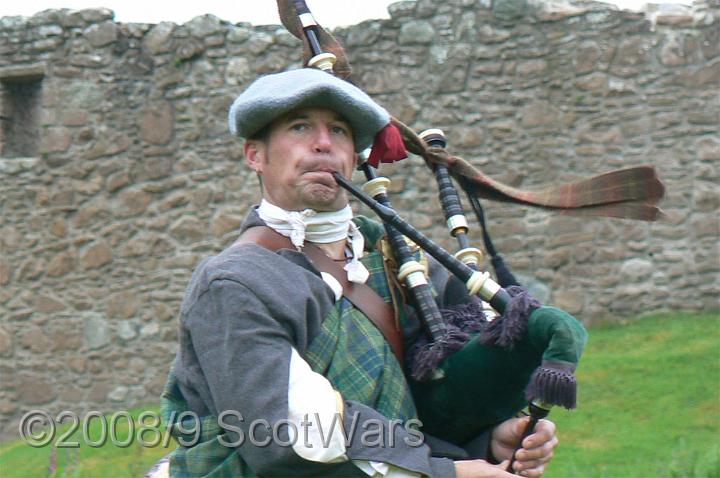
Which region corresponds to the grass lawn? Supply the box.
[0,312,718,477]
[0,407,168,477]
[547,312,719,478]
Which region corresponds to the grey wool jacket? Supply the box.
[172,208,474,477]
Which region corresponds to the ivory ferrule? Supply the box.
[446,214,469,235]
[466,271,502,301]
[418,128,444,142]
[308,53,337,72]
[455,247,484,267]
[298,13,318,27]
[397,261,428,288]
[466,270,500,300]
[362,177,391,199]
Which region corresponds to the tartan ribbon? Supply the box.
[392,117,666,221]
[277,0,665,221]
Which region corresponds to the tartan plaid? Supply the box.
[160,220,416,476]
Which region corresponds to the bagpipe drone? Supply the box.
[275,0,665,455]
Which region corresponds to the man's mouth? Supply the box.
[303,169,338,186]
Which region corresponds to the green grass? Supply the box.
[547,312,720,478]
[0,312,718,477]
[0,407,169,477]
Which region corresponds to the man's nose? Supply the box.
[312,126,333,153]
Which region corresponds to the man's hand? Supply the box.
[454,459,517,478]
[490,417,558,478]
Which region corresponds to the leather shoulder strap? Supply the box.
[236,226,404,362]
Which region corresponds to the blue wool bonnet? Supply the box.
[228,68,390,152]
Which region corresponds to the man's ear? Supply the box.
[244,140,265,173]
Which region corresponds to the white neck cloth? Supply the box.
[257,200,370,284]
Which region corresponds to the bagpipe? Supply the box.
[275,0,665,454]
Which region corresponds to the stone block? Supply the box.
[388,1,417,20]
[659,32,685,67]
[115,188,152,217]
[346,21,382,47]
[521,100,561,128]
[123,232,157,257]
[211,209,244,236]
[492,0,529,21]
[453,126,486,148]
[18,257,46,281]
[81,241,112,269]
[0,261,11,286]
[19,325,51,353]
[83,315,110,349]
[144,374,167,397]
[39,127,71,154]
[174,38,205,61]
[75,198,110,228]
[612,36,651,67]
[553,289,585,315]
[84,21,118,47]
[108,385,129,402]
[85,131,132,159]
[117,321,137,341]
[0,326,13,357]
[34,294,67,313]
[51,327,83,351]
[140,322,160,339]
[106,170,131,192]
[695,185,720,213]
[516,59,547,77]
[67,357,87,374]
[697,137,720,161]
[143,22,175,54]
[186,14,223,38]
[139,101,173,145]
[78,8,113,22]
[225,57,252,85]
[245,32,273,55]
[544,247,571,269]
[106,291,140,319]
[87,381,110,402]
[170,216,207,242]
[17,373,57,405]
[0,399,18,415]
[398,20,435,45]
[575,72,607,91]
[619,258,653,282]
[477,24,512,44]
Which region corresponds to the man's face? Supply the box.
[244,107,357,212]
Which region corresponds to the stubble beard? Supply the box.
[301,184,348,212]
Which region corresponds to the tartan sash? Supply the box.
[303,249,417,423]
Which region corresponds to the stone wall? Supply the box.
[0,0,717,432]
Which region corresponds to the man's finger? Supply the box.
[522,419,557,449]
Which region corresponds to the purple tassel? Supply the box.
[441,301,487,334]
[525,360,578,409]
[409,324,470,381]
[479,286,540,348]
[409,302,488,381]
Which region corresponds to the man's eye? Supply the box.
[331,125,350,136]
[290,123,309,131]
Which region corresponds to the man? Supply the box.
[161,68,558,478]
